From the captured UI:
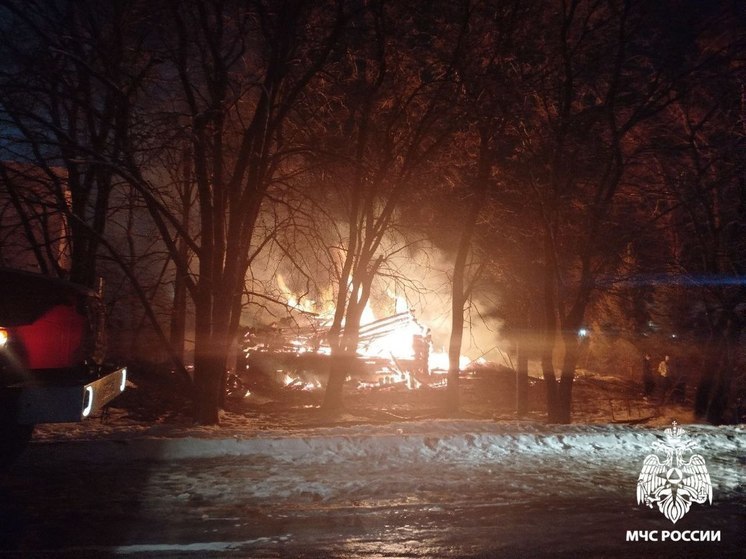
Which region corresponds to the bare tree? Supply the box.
[125,0,352,423]
[0,0,158,287]
[0,163,70,274]
[300,1,464,410]
[516,0,710,422]
[441,0,533,411]
[656,38,745,423]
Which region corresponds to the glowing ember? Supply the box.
[282,372,321,391]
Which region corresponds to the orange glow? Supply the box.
[264,280,476,389]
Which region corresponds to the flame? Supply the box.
[428,351,471,371]
[282,372,321,391]
[277,274,318,314]
[261,280,477,390]
[360,301,377,326]
[359,318,423,360]
[395,295,409,314]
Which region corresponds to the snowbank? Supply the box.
[14,420,744,536]
[25,419,746,469]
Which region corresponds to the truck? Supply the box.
[0,268,126,466]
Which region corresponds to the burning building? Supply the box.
[238,306,443,393]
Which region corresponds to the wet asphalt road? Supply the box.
[0,440,743,558]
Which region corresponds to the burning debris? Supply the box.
[237,309,445,393]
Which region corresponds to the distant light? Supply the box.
[671,334,677,339]
[0,327,8,347]
[578,328,589,338]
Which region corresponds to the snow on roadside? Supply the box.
[26,418,746,468]
[19,418,745,510]
[26,385,745,495]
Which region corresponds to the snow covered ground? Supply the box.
[5,417,745,558]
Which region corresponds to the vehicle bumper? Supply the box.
[12,366,127,424]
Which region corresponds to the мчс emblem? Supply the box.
[636,421,712,524]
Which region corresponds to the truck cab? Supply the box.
[0,268,126,465]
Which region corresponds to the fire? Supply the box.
[247,276,473,391]
[360,301,377,326]
[276,274,319,314]
[427,351,471,372]
[282,372,321,391]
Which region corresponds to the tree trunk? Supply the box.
[556,331,580,424]
[170,146,193,363]
[446,129,491,411]
[516,343,529,417]
[541,244,560,422]
[170,268,188,363]
[322,317,364,411]
[192,286,219,424]
[542,362,559,421]
[191,268,238,425]
[323,357,347,411]
[322,270,373,411]
[695,314,740,424]
[193,315,232,424]
[446,285,465,412]
[193,351,224,425]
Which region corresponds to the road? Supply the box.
[0,426,744,558]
